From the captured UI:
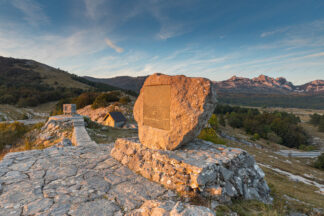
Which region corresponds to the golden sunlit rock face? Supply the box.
[134,73,218,150]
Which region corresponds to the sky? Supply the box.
[0,0,323,84]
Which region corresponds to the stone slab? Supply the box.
[111,138,272,203]
[0,143,196,215]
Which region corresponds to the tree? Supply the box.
[219,115,226,126]
[91,92,120,109]
[314,153,324,170]
[309,113,321,125]
[228,112,243,128]
[319,117,324,132]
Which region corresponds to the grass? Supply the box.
[0,102,55,121]
[84,117,137,144]
[88,127,138,144]
[27,64,90,90]
[219,129,324,213]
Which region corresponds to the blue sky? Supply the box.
[0,0,323,84]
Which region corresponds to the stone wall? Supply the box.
[111,138,272,203]
[71,117,96,146]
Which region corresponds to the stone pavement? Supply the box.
[0,143,215,215]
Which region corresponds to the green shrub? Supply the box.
[198,127,226,144]
[252,133,260,140]
[309,113,321,125]
[228,112,243,128]
[298,144,316,151]
[0,122,29,151]
[313,153,324,170]
[219,114,226,126]
[318,118,324,132]
[83,117,101,129]
[91,92,120,109]
[214,104,309,149]
[208,114,219,131]
[75,92,99,109]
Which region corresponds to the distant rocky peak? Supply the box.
[275,77,288,84]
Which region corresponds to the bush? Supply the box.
[309,113,321,125]
[214,104,309,149]
[0,122,29,151]
[208,114,219,131]
[91,92,120,109]
[318,118,324,132]
[198,127,226,144]
[228,112,243,128]
[253,133,260,140]
[119,96,131,105]
[83,117,101,129]
[75,92,99,109]
[219,114,226,126]
[313,153,324,170]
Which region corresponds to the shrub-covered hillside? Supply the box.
[0,56,120,107]
[214,104,310,149]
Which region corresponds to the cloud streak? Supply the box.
[105,38,124,53]
[11,0,49,26]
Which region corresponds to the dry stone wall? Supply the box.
[112,138,272,204]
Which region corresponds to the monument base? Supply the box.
[111,138,272,203]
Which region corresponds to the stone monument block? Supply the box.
[112,73,272,204]
[134,73,217,150]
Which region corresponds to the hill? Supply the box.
[84,75,147,93]
[0,56,119,107]
[84,74,324,109]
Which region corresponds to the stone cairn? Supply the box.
[111,73,272,203]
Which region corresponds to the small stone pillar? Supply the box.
[63,104,76,115]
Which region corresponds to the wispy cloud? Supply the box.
[11,0,49,26]
[84,0,105,20]
[105,38,124,53]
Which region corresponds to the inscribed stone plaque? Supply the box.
[143,85,170,130]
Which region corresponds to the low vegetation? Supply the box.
[309,113,324,132]
[214,104,309,149]
[51,91,132,115]
[0,122,29,151]
[313,153,324,170]
[0,57,130,108]
[218,92,324,109]
[91,91,121,109]
[198,114,226,144]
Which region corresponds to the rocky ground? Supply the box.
[0,143,215,216]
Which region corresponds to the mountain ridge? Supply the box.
[84,74,324,94]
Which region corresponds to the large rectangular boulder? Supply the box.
[133,73,217,150]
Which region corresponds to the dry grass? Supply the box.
[15,63,90,90]
[222,133,324,209]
